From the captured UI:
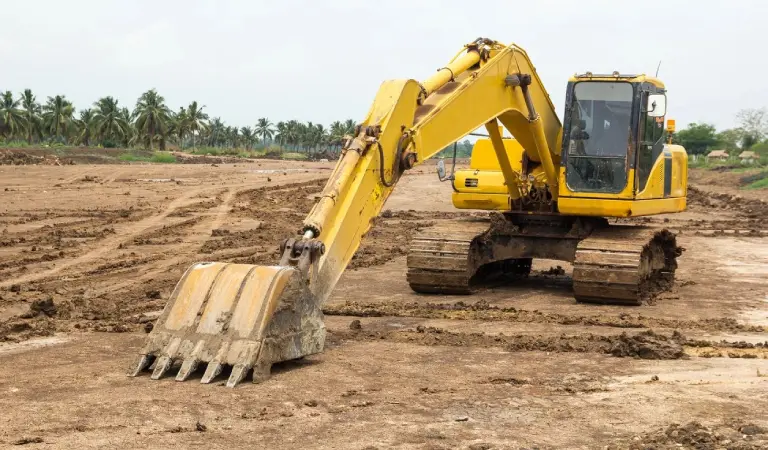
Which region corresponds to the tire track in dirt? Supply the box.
[101,168,127,184]
[89,188,240,296]
[80,177,328,298]
[0,187,217,288]
[61,167,96,184]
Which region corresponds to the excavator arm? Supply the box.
[130,38,563,387]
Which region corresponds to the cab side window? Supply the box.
[637,92,665,192]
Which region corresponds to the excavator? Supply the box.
[130,38,687,387]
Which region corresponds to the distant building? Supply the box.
[706,150,729,161]
[738,150,758,164]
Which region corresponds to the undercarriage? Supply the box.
[406,213,681,305]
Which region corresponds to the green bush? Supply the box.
[119,152,176,163]
[740,171,768,189]
[118,153,146,162]
[688,156,765,170]
[282,152,307,160]
[150,152,177,163]
[264,146,283,159]
[102,139,118,148]
[0,140,30,148]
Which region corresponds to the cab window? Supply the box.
[565,81,633,193]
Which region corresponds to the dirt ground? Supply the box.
[0,160,766,449]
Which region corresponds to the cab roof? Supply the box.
[568,72,665,89]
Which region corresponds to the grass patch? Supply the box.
[282,152,307,160]
[150,152,177,163]
[189,147,224,156]
[689,158,766,171]
[741,171,768,189]
[119,151,176,164]
[744,177,768,190]
[118,153,149,162]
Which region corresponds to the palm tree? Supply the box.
[175,107,188,148]
[93,96,128,146]
[75,109,97,146]
[240,126,256,150]
[286,120,301,151]
[299,122,315,152]
[343,119,356,136]
[313,123,327,152]
[0,91,26,140]
[42,95,75,142]
[227,126,239,148]
[185,101,208,148]
[329,121,344,150]
[207,117,225,147]
[20,89,42,145]
[119,107,134,146]
[275,121,288,147]
[255,117,275,147]
[133,89,172,150]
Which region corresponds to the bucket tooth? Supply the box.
[150,356,173,380]
[132,262,327,386]
[175,358,199,382]
[128,354,154,377]
[226,364,249,388]
[200,362,222,384]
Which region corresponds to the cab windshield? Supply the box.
[565,81,633,193]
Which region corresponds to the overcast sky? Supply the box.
[2,0,766,132]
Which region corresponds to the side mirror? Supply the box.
[647,94,667,117]
[436,159,446,180]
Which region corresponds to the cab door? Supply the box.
[634,87,668,199]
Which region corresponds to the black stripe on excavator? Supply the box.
[663,152,672,198]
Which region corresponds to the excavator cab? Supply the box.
[557,73,688,217]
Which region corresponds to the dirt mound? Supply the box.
[0,316,56,342]
[324,300,765,333]
[336,325,686,360]
[172,153,254,165]
[19,297,57,318]
[0,150,70,166]
[609,421,768,450]
[688,186,768,219]
[608,330,686,359]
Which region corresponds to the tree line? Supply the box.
[0,88,358,154]
[673,108,768,156]
[3,87,765,159]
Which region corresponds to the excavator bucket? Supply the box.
[128,262,325,387]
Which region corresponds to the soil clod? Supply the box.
[12,437,44,446]
[20,297,57,318]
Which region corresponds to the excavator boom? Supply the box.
[130,38,564,386]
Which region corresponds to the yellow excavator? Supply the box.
[130,38,687,387]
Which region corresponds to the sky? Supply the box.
[2,0,767,132]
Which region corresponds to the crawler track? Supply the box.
[407,218,680,305]
[406,220,489,294]
[572,227,679,305]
